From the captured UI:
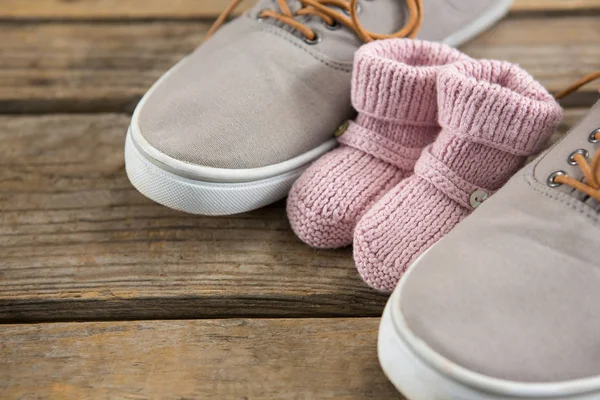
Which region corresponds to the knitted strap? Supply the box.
[338,122,423,171]
[447,127,549,157]
[414,146,494,210]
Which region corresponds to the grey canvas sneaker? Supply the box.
[125,0,513,215]
[378,91,600,398]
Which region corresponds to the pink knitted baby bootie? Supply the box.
[354,59,563,292]
[286,39,470,248]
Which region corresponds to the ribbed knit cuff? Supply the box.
[352,39,470,124]
[437,60,563,155]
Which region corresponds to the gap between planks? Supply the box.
[0,113,387,323]
[0,0,599,19]
[0,110,586,323]
[1,14,599,115]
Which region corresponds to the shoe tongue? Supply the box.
[251,0,409,41]
[252,0,316,37]
[577,107,600,211]
[534,99,600,211]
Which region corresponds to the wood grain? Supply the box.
[0,22,210,114]
[512,0,600,12]
[1,3,596,397]
[0,0,256,19]
[0,110,586,322]
[0,114,388,322]
[1,0,598,19]
[0,318,403,400]
[459,15,600,108]
[2,14,599,115]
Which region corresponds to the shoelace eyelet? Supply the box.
[567,149,589,165]
[207,0,423,43]
[303,30,322,45]
[547,171,566,188]
[325,21,341,31]
[589,128,600,144]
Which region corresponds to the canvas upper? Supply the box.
[134,0,511,170]
[398,100,600,383]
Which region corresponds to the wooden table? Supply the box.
[1,1,598,398]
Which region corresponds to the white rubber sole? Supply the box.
[125,129,315,215]
[378,254,600,400]
[124,0,512,216]
[124,51,338,215]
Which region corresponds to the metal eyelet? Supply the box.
[343,2,362,15]
[547,171,566,187]
[469,190,489,209]
[324,21,341,31]
[303,31,322,45]
[589,128,600,144]
[567,149,589,165]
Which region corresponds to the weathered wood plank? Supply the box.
[0,318,403,400]
[0,109,587,322]
[1,15,598,115]
[0,22,210,114]
[0,0,255,19]
[459,15,600,108]
[0,114,388,322]
[512,0,600,12]
[1,0,598,19]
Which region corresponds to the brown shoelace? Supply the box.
[552,71,600,202]
[207,0,423,42]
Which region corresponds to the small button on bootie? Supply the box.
[287,39,470,248]
[354,59,563,292]
[378,76,600,400]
